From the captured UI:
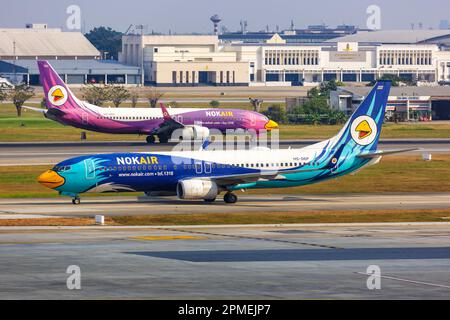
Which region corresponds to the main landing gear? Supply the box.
[223,192,238,204]
[146,135,155,144]
[145,134,169,144]
[71,196,80,205]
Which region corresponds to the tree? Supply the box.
[368,74,415,87]
[168,100,180,108]
[262,104,287,124]
[327,110,348,125]
[305,112,322,125]
[301,96,329,114]
[249,98,263,112]
[85,27,122,60]
[288,95,330,124]
[108,85,130,108]
[209,100,220,108]
[0,84,8,103]
[9,84,34,117]
[148,88,164,108]
[81,84,110,106]
[307,80,344,100]
[319,79,344,96]
[130,91,139,108]
[307,87,320,98]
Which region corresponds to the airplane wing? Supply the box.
[159,103,184,128]
[206,165,335,186]
[151,103,185,136]
[357,148,418,159]
[198,144,346,187]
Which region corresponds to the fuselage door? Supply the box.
[195,161,203,174]
[82,112,88,125]
[204,162,212,174]
[84,159,96,180]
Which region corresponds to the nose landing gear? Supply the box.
[71,197,80,205]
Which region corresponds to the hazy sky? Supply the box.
[1,0,449,33]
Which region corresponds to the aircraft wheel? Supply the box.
[72,197,80,205]
[204,198,216,203]
[146,135,156,144]
[223,192,237,204]
[158,135,169,144]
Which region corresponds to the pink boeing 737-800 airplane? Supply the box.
[24,60,278,143]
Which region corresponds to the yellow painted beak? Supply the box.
[355,120,372,139]
[37,170,65,189]
[264,119,278,131]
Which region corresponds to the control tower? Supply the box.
[210,14,222,35]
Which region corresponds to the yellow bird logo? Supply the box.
[355,120,372,139]
[51,88,64,102]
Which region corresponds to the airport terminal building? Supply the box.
[119,35,249,86]
[0,24,141,85]
[120,30,450,87]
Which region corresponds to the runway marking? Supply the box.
[156,227,343,249]
[355,272,450,289]
[131,235,207,241]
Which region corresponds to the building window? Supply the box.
[172,71,177,83]
[179,71,183,83]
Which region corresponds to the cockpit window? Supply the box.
[53,165,71,172]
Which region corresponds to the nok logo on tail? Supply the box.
[350,115,377,146]
[48,85,68,106]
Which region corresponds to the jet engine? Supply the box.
[179,125,210,141]
[176,179,218,200]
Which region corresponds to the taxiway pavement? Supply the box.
[1,222,450,299]
[0,193,449,217]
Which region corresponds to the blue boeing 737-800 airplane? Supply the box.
[37,81,413,204]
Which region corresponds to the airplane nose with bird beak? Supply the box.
[264,119,278,131]
[37,170,65,189]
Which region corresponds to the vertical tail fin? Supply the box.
[332,80,391,152]
[38,60,83,111]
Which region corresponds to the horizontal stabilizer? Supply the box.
[21,106,47,113]
[357,148,418,158]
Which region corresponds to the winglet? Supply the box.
[160,103,171,121]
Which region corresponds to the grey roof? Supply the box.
[338,86,450,98]
[326,30,450,44]
[0,28,100,57]
[0,59,140,75]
